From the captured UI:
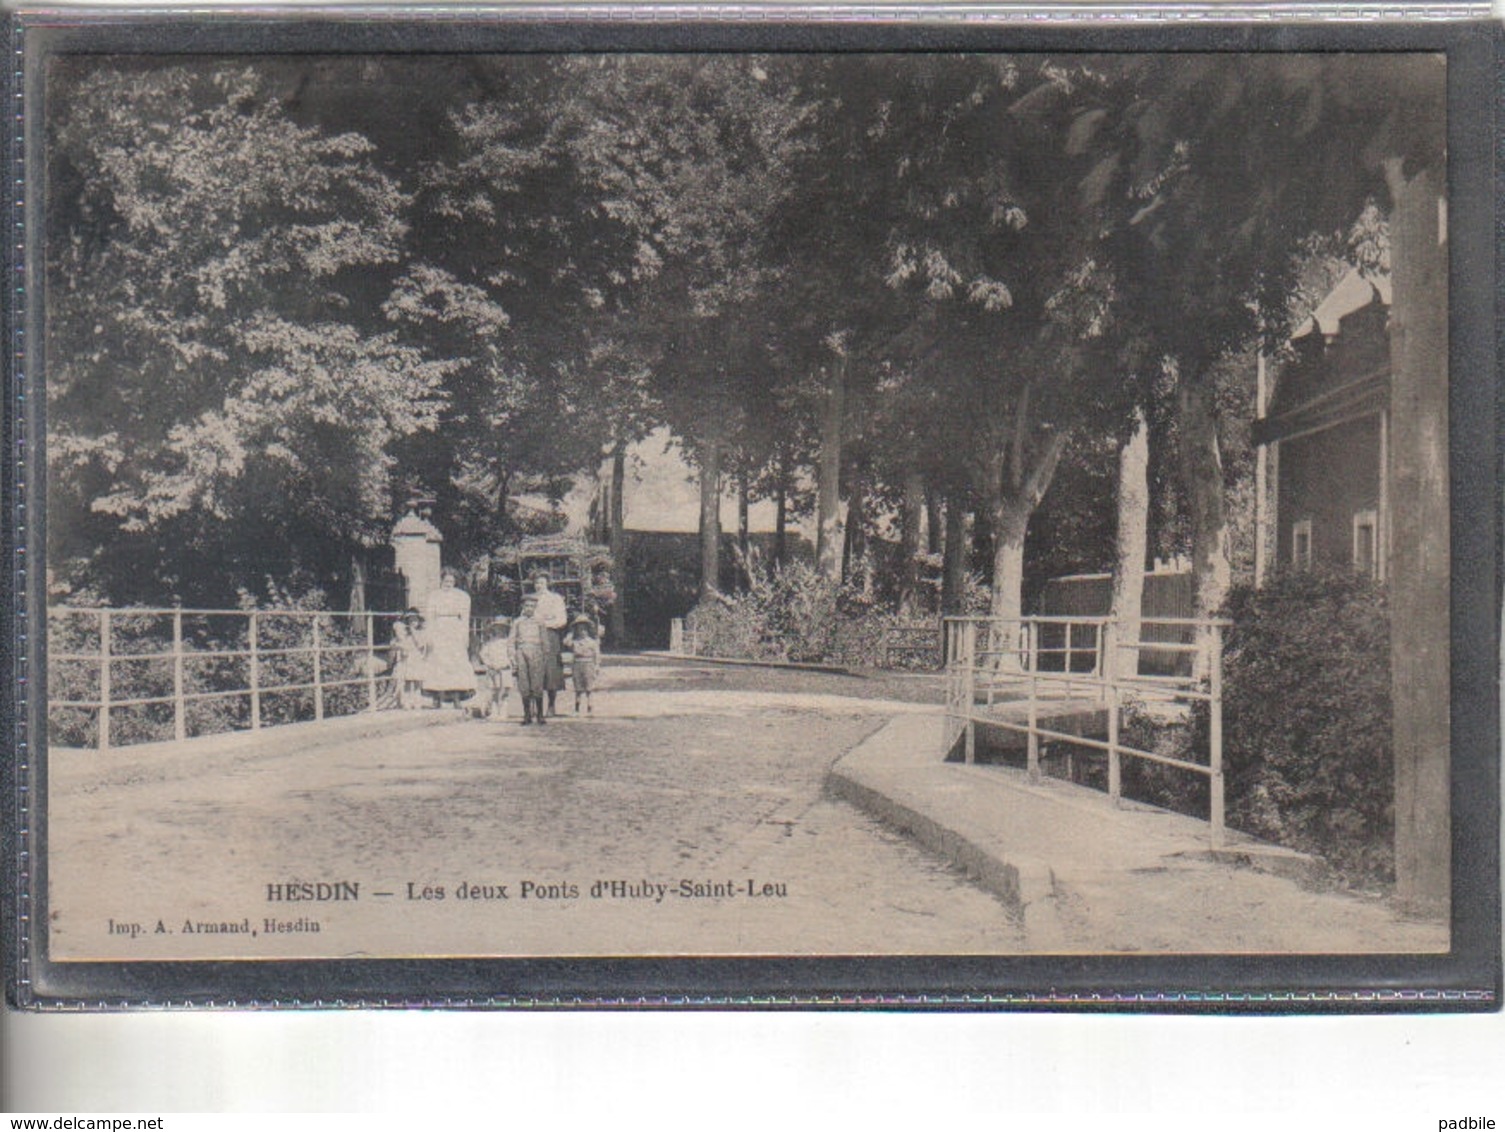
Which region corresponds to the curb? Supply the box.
[640,651,854,676]
[50,710,462,790]
[826,719,1066,946]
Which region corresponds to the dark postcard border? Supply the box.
[6,10,1500,1011]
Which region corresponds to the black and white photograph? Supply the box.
[14,21,1498,1003]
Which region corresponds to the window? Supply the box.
[1353,509,1379,578]
[1292,519,1313,570]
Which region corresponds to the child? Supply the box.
[511,594,547,726]
[390,609,428,711]
[477,616,514,720]
[568,616,601,715]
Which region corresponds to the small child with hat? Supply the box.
[477,615,514,720]
[391,608,428,711]
[568,615,601,715]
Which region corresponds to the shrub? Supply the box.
[1117,701,1210,819]
[1220,569,1393,887]
[684,558,937,669]
[46,582,383,749]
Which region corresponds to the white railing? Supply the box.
[49,607,403,751]
[943,614,1228,845]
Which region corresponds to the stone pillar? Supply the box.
[391,506,444,612]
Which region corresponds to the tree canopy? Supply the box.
[45,52,1442,618]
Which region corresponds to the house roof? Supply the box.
[1292,268,1392,340]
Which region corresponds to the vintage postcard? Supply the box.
[8,11,1500,1007]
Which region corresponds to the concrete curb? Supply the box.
[827,717,1066,947]
[640,651,854,675]
[51,710,462,790]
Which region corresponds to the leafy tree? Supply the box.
[564,56,818,600]
[47,64,451,604]
[383,57,641,563]
[1086,55,1444,618]
[872,57,1140,653]
[1083,54,1448,913]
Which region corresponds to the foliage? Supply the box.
[1220,570,1393,887]
[1090,571,1392,887]
[47,64,452,605]
[45,54,1442,671]
[47,594,385,749]
[685,557,949,668]
[1116,701,1211,819]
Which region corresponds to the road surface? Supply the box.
[48,664,1022,960]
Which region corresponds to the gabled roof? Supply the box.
[1292,268,1392,340]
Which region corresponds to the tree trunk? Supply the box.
[698,436,722,603]
[773,473,787,567]
[608,440,627,646]
[985,433,1067,670]
[987,498,1030,667]
[495,469,513,536]
[842,480,867,586]
[815,356,846,579]
[737,470,751,589]
[971,500,994,582]
[588,472,606,545]
[1385,162,1449,920]
[899,470,926,617]
[925,486,943,555]
[348,553,367,614]
[941,490,969,615]
[1177,379,1231,624]
[1108,409,1151,679]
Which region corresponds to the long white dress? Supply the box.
[422,585,477,696]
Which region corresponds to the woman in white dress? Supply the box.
[422,568,477,709]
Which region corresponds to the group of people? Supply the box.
[387,570,601,724]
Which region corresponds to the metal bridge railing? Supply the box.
[943,614,1229,846]
[49,607,403,751]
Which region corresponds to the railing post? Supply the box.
[670,618,682,655]
[1107,620,1119,806]
[249,611,261,731]
[1107,681,1122,809]
[962,621,977,764]
[1026,621,1040,784]
[1099,619,1111,686]
[172,608,186,742]
[366,612,378,712]
[312,615,325,722]
[1209,621,1225,847]
[98,609,112,751]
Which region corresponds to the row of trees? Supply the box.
[48,53,1439,626]
[47,49,1450,913]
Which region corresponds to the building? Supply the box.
[1253,268,1392,583]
